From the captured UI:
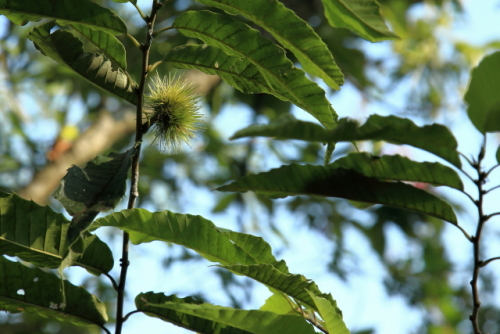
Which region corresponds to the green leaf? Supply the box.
[165,45,288,100]
[0,256,107,326]
[464,51,500,133]
[496,146,500,165]
[54,147,136,242]
[91,209,287,270]
[260,293,295,315]
[68,24,127,70]
[221,264,342,315]
[0,191,113,275]
[194,0,344,90]
[172,10,336,129]
[217,164,457,224]
[231,114,461,168]
[28,22,138,105]
[307,291,349,334]
[320,0,398,42]
[136,292,316,334]
[331,153,463,190]
[0,0,127,35]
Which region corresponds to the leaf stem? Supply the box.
[115,1,162,334]
[152,26,174,38]
[104,272,119,291]
[469,137,487,334]
[480,256,500,267]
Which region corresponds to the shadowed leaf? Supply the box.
[0,191,113,275]
[320,0,398,42]
[54,147,136,242]
[0,0,126,35]
[231,114,461,167]
[172,10,336,129]
[195,0,344,89]
[0,256,107,326]
[331,153,463,190]
[136,292,316,334]
[28,22,137,105]
[69,24,127,70]
[217,164,457,224]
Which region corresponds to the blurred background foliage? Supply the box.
[1,0,500,333]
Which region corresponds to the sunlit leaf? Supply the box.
[260,293,295,315]
[91,209,287,271]
[0,191,113,275]
[0,0,126,35]
[68,24,127,70]
[320,0,398,42]
[136,292,316,334]
[222,264,343,315]
[307,291,349,334]
[195,0,344,90]
[0,256,107,326]
[331,153,463,190]
[231,114,461,167]
[54,147,136,242]
[464,51,500,133]
[172,10,336,129]
[28,22,138,105]
[217,164,457,224]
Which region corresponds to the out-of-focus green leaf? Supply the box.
[0,256,107,326]
[221,264,342,314]
[320,0,398,42]
[331,153,463,190]
[194,0,344,90]
[231,114,461,167]
[307,291,349,334]
[68,24,127,70]
[212,193,239,213]
[165,45,287,100]
[0,191,113,275]
[172,10,336,129]
[28,22,137,105]
[136,292,316,334]
[54,147,136,242]
[464,51,500,133]
[0,0,126,35]
[217,164,457,224]
[496,146,500,165]
[91,209,288,271]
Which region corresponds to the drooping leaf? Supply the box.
[307,291,349,334]
[320,0,398,42]
[54,147,136,242]
[68,24,127,70]
[194,0,344,90]
[0,256,107,326]
[331,153,463,190]
[165,44,287,100]
[28,22,137,105]
[0,0,126,35]
[231,114,461,167]
[91,209,287,271]
[464,51,500,133]
[0,191,113,275]
[221,264,342,315]
[136,292,316,334]
[217,164,457,224]
[172,10,336,129]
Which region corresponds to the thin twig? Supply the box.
[480,257,500,267]
[484,183,500,194]
[125,33,141,49]
[486,163,500,177]
[115,1,162,334]
[131,2,148,21]
[469,138,487,334]
[100,325,112,334]
[455,224,473,242]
